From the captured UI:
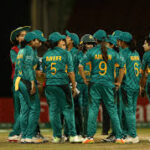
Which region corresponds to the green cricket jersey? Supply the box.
[10,45,20,80]
[141,51,150,82]
[70,47,78,57]
[10,45,20,64]
[15,45,37,81]
[115,47,124,78]
[80,45,124,88]
[42,47,74,85]
[70,47,78,69]
[34,49,41,70]
[120,48,141,91]
[74,51,91,83]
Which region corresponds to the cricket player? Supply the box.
[42,32,82,143]
[118,32,141,143]
[8,26,31,142]
[79,36,125,144]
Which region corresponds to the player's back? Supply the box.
[121,49,141,91]
[42,47,73,85]
[81,46,123,88]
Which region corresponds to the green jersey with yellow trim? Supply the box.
[80,45,124,88]
[42,47,74,85]
[10,45,20,64]
[15,45,37,81]
[120,48,141,91]
[141,51,150,82]
[74,51,91,83]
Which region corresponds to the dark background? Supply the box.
[0,0,150,97]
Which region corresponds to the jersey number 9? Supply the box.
[99,61,107,75]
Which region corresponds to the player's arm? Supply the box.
[24,50,36,95]
[67,52,77,97]
[78,64,88,85]
[78,52,91,85]
[115,53,125,89]
[115,68,125,89]
[140,53,148,95]
[36,57,43,78]
[10,49,17,65]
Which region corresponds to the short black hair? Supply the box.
[47,39,66,49]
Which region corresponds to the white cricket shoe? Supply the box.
[61,135,68,142]
[32,137,43,144]
[8,135,20,142]
[125,136,139,144]
[24,138,33,143]
[52,137,61,143]
[20,138,25,143]
[78,135,84,142]
[24,137,43,144]
[69,135,83,143]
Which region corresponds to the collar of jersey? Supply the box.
[54,46,64,51]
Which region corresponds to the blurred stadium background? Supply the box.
[0,0,150,128]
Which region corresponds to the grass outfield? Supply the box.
[0,128,150,150]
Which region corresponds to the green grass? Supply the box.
[0,128,150,150]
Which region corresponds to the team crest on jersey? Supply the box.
[89,35,93,39]
[26,56,33,61]
[17,54,23,59]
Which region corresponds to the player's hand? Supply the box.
[30,81,36,95]
[36,70,43,77]
[115,82,121,91]
[37,81,43,88]
[140,86,145,97]
[72,87,77,98]
[83,78,89,85]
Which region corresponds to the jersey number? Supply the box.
[124,63,139,76]
[134,63,139,77]
[99,61,107,75]
[50,63,56,75]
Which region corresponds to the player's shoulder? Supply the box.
[133,50,139,54]
[25,45,33,52]
[76,51,84,59]
[107,48,118,58]
[11,46,19,51]
[61,49,71,56]
[143,50,150,58]
[132,50,140,58]
[86,45,99,55]
[108,47,116,54]
[10,46,20,54]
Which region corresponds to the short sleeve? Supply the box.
[66,52,74,72]
[10,50,17,64]
[141,52,148,71]
[115,52,125,69]
[79,50,91,66]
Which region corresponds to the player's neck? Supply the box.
[67,44,73,51]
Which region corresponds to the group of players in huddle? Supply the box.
[8,26,150,144]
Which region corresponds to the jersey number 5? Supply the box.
[51,63,56,75]
[99,61,107,75]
